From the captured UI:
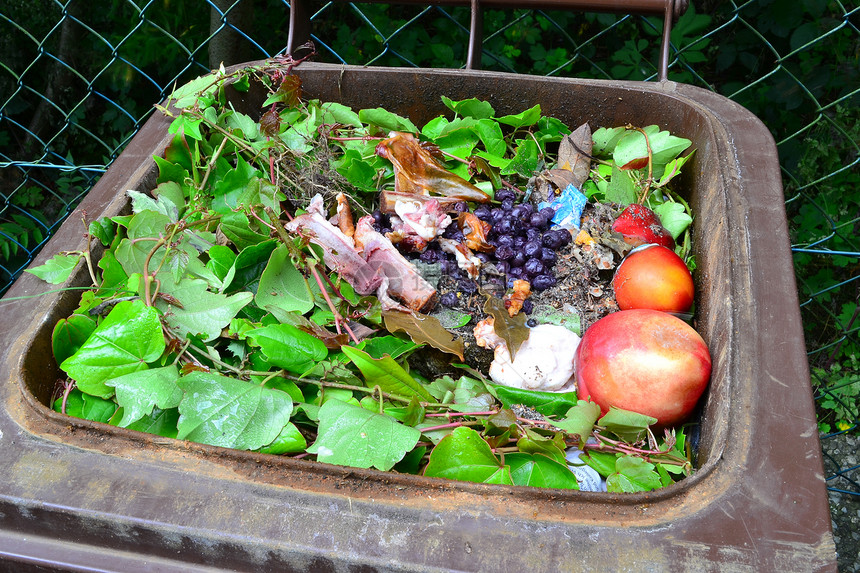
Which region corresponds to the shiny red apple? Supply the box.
[575,309,711,427]
[611,204,675,250]
[613,244,694,314]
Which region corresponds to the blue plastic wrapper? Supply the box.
[538,183,587,230]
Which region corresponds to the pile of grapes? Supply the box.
[371,187,573,315]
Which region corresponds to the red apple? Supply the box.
[611,204,675,250]
[575,309,711,427]
[613,244,694,313]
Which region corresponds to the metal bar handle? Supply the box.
[287,0,688,81]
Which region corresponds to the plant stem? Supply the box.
[424,410,498,418]
[420,420,484,433]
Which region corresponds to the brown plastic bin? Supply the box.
[0,63,838,572]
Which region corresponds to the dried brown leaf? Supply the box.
[382,310,465,360]
[557,123,593,191]
[483,293,530,356]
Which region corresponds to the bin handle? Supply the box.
[287,0,688,81]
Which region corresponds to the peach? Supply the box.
[613,244,694,313]
[575,309,711,427]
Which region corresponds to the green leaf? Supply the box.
[475,119,506,157]
[88,218,116,247]
[52,314,97,365]
[330,148,379,192]
[501,138,540,177]
[211,155,261,213]
[358,108,418,134]
[652,201,693,240]
[581,450,618,478]
[598,407,657,442]
[441,96,495,119]
[255,244,314,314]
[127,189,178,220]
[224,239,277,294]
[606,455,662,492]
[423,426,504,483]
[61,300,165,399]
[612,127,691,178]
[206,244,236,283]
[489,384,579,418]
[247,323,328,373]
[255,422,307,454]
[219,211,271,250]
[107,365,182,427]
[360,335,420,360]
[340,345,434,402]
[307,398,421,471]
[506,453,580,489]
[591,126,626,155]
[177,371,294,450]
[321,101,362,127]
[605,163,638,205]
[124,407,179,438]
[553,400,602,445]
[25,253,82,284]
[156,275,253,342]
[515,428,567,463]
[495,104,541,129]
[55,389,117,424]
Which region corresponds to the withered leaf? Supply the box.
[557,122,593,191]
[544,168,581,194]
[382,310,465,360]
[483,293,530,356]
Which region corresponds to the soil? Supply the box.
[821,432,860,572]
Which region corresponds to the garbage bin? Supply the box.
[0,63,838,571]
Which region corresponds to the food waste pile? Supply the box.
[28,55,710,492]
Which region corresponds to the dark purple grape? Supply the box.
[440,292,458,307]
[450,230,466,242]
[542,231,563,249]
[419,249,439,263]
[475,252,491,263]
[523,240,541,258]
[501,198,515,211]
[490,208,506,223]
[539,206,555,220]
[539,247,556,266]
[453,201,468,213]
[520,203,534,216]
[531,274,556,291]
[508,267,525,282]
[511,204,529,220]
[474,205,492,221]
[440,260,458,275]
[496,188,516,202]
[557,229,572,246]
[496,245,514,260]
[522,300,534,315]
[526,227,541,242]
[513,235,526,250]
[495,234,514,248]
[510,251,526,268]
[529,212,548,228]
[494,218,513,235]
[458,279,478,294]
[495,261,510,274]
[524,258,545,277]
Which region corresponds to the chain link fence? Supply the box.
[1,0,858,568]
